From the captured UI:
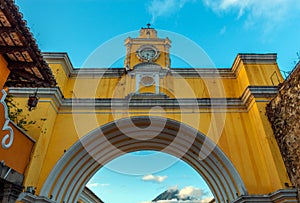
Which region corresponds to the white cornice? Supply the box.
[8,86,278,112]
[231,53,277,77]
[8,87,64,112]
[238,53,277,64]
[42,52,74,77]
[170,68,234,78]
[126,38,167,43]
[41,53,278,79]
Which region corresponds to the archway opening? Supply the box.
[86,150,214,203]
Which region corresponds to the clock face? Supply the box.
[137,46,159,62]
[140,49,156,60]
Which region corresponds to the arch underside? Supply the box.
[40,117,247,203]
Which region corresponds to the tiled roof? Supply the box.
[0,0,56,87]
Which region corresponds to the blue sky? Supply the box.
[87,151,213,203]
[14,1,300,202]
[15,0,300,71]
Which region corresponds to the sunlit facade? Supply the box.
[0,1,298,203]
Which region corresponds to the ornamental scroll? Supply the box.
[1,89,14,149]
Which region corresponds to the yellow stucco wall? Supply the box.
[15,53,291,198]
[60,72,267,99]
[50,63,69,94]
[21,97,59,188]
[245,64,283,86]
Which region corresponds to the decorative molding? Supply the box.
[241,86,278,109]
[140,75,155,86]
[72,68,124,78]
[8,86,278,112]
[1,89,14,149]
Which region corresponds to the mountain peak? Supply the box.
[153,188,180,201]
[152,188,199,202]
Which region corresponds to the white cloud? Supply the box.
[155,200,213,203]
[86,183,110,188]
[203,0,248,17]
[86,183,99,188]
[199,197,215,203]
[142,174,168,183]
[178,186,205,199]
[203,0,300,31]
[147,0,195,23]
[147,0,300,32]
[140,185,213,203]
[99,183,110,187]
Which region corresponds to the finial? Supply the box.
[147,23,151,28]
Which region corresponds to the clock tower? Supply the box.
[124,24,171,70]
[121,25,172,96]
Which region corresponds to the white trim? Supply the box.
[135,74,140,93]
[155,73,159,94]
[1,89,14,149]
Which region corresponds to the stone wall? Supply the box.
[267,62,300,201]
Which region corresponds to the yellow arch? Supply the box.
[40,116,247,203]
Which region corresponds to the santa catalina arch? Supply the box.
[0,2,298,202]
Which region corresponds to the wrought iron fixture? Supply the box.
[28,88,39,111]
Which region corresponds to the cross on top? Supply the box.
[146,23,151,28]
